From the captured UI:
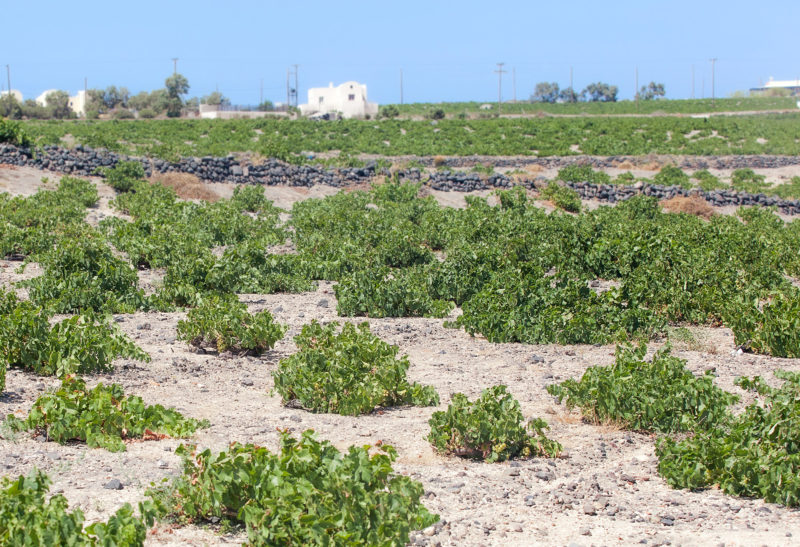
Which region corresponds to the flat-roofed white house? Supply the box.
[35,89,61,107]
[299,81,378,119]
[750,77,800,95]
[68,90,87,117]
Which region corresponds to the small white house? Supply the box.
[35,89,60,107]
[68,90,87,117]
[299,81,378,119]
[0,89,23,103]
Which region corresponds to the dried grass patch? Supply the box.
[615,160,636,170]
[661,195,715,220]
[150,173,220,202]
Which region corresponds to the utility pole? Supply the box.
[512,67,516,103]
[709,58,717,108]
[5,65,10,95]
[400,69,403,105]
[172,58,178,75]
[286,68,290,111]
[635,67,639,111]
[494,62,506,111]
[260,79,263,106]
[293,64,299,107]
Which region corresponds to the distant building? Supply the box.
[69,90,87,117]
[750,78,800,95]
[0,89,23,103]
[299,81,378,119]
[35,89,60,107]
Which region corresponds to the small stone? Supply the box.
[507,468,520,477]
[660,516,674,526]
[289,415,302,423]
[529,355,545,364]
[535,470,554,481]
[157,460,169,469]
[524,495,535,507]
[582,501,596,515]
[317,298,329,308]
[579,526,592,536]
[242,379,254,386]
[45,452,61,461]
[137,323,151,331]
[103,479,123,490]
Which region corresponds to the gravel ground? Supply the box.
[1,166,800,546]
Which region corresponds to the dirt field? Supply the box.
[1,166,799,546]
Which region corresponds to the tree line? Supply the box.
[530,81,665,103]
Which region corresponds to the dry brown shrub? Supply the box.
[661,195,715,220]
[433,155,447,167]
[150,173,219,202]
[615,160,636,170]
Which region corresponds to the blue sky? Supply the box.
[1,1,796,106]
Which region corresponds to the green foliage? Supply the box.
[378,104,400,119]
[272,320,439,415]
[335,267,453,318]
[539,181,582,212]
[0,291,149,377]
[657,370,800,506]
[100,160,145,192]
[147,430,438,545]
[547,344,738,432]
[556,165,611,185]
[456,270,661,345]
[176,293,286,353]
[731,168,770,193]
[692,169,725,191]
[18,110,800,159]
[724,289,800,358]
[0,118,32,147]
[770,176,800,200]
[427,385,561,462]
[230,184,268,212]
[22,230,149,314]
[654,165,691,189]
[5,375,208,452]
[0,176,98,259]
[0,470,154,546]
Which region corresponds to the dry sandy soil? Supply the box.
[1,166,800,546]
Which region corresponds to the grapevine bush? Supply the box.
[657,371,800,506]
[5,375,209,452]
[546,344,738,432]
[176,293,286,354]
[272,320,439,415]
[147,431,439,545]
[0,290,149,377]
[0,470,154,546]
[428,385,561,462]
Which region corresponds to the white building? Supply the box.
[299,81,378,119]
[0,89,23,103]
[750,78,800,95]
[35,89,60,107]
[68,90,87,117]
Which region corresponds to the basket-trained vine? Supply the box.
[176,293,286,354]
[657,371,800,506]
[0,291,149,377]
[5,375,209,452]
[147,430,438,545]
[546,344,738,433]
[428,385,561,462]
[272,320,439,415]
[0,470,154,546]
